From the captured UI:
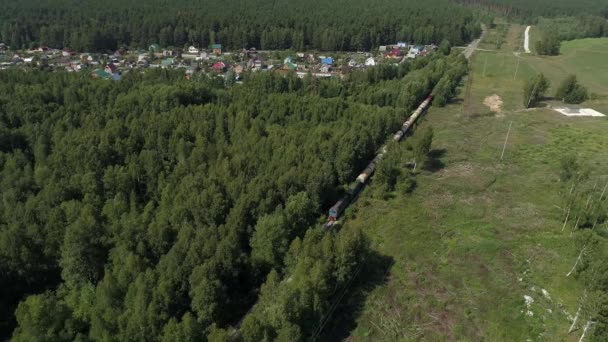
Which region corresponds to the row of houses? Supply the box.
[0,41,437,78]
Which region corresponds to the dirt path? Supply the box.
[524,26,531,53]
[462,24,487,60]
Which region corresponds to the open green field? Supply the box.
[339,100,608,342]
[333,23,608,341]
[466,24,608,115]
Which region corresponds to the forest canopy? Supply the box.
[0,51,468,340]
[0,0,482,52]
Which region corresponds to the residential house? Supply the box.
[163,49,175,57]
[210,44,222,55]
[248,57,264,71]
[296,52,305,59]
[92,69,111,79]
[386,48,401,59]
[80,54,94,63]
[55,57,72,67]
[105,63,118,74]
[321,57,334,65]
[161,58,175,67]
[62,48,73,57]
[397,42,408,48]
[188,46,200,54]
[212,61,226,72]
[407,46,420,59]
[284,62,297,71]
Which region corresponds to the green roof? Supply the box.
[161,58,174,66]
[93,69,110,78]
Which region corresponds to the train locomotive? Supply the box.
[324,94,433,228]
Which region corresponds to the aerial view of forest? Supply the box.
[1,0,608,341]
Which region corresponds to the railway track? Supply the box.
[323,94,434,228]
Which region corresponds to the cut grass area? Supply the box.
[339,106,608,341]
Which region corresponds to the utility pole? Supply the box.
[513,55,520,80]
[500,121,513,160]
[482,54,488,77]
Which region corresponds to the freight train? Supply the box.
[324,94,434,228]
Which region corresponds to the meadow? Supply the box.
[335,22,608,341]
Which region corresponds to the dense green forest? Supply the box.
[456,0,608,18]
[0,51,468,340]
[0,0,481,52]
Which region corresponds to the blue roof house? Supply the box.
[321,57,334,65]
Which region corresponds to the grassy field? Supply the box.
[331,23,608,341]
[465,25,608,115]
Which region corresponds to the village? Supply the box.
[0,41,437,80]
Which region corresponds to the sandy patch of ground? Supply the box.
[437,162,474,178]
[483,94,504,113]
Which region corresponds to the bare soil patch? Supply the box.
[483,94,504,113]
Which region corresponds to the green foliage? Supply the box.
[559,154,579,181]
[0,0,481,51]
[555,75,588,104]
[412,127,434,164]
[240,227,368,341]
[523,73,550,108]
[0,54,457,339]
[535,34,561,55]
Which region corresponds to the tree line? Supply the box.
[0,0,481,52]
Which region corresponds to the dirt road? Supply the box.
[524,26,531,53]
[462,24,486,60]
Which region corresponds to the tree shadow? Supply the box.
[319,250,394,341]
[423,148,447,172]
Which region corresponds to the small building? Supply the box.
[397,42,408,48]
[105,63,118,74]
[378,46,387,52]
[92,69,111,79]
[386,48,401,59]
[62,48,73,57]
[365,57,376,66]
[284,62,297,71]
[24,57,34,63]
[212,61,226,72]
[188,46,199,54]
[161,58,175,67]
[321,57,334,65]
[163,50,175,57]
[149,44,161,52]
[210,44,222,55]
